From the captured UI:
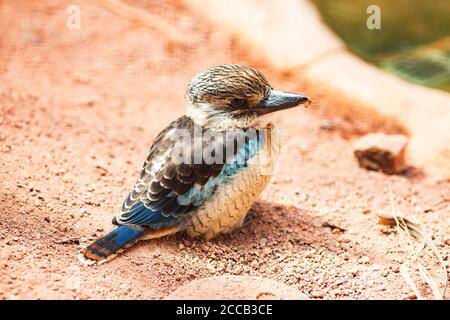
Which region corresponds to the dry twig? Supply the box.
[377,186,447,299]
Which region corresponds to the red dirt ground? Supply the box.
[0,0,448,299]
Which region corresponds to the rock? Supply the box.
[353,133,409,174]
[404,293,417,300]
[185,0,343,70]
[359,256,370,264]
[381,269,390,277]
[319,119,340,131]
[311,290,325,298]
[250,260,259,269]
[165,275,309,300]
[75,94,98,108]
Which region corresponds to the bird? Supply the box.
[80,64,310,264]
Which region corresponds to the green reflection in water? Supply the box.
[311,0,450,92]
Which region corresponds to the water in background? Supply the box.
[311,0,450,92]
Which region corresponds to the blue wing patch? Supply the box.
[177,135,262,206]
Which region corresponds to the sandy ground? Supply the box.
[0,0,449,299]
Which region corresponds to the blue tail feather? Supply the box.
[82,225,144,262]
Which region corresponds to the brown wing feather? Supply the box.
[116,116,242,225]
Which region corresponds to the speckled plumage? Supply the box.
[113,116,266,231]
[80,64,309,264]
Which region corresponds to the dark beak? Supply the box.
[255,90,311,116]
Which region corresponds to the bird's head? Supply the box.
[186,64,310,130]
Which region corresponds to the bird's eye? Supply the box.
[230,98,246,107]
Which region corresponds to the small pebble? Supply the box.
[404,293,417,300]
[391,265,400,273]
[233,267,243,275]
[359,256,370,264]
